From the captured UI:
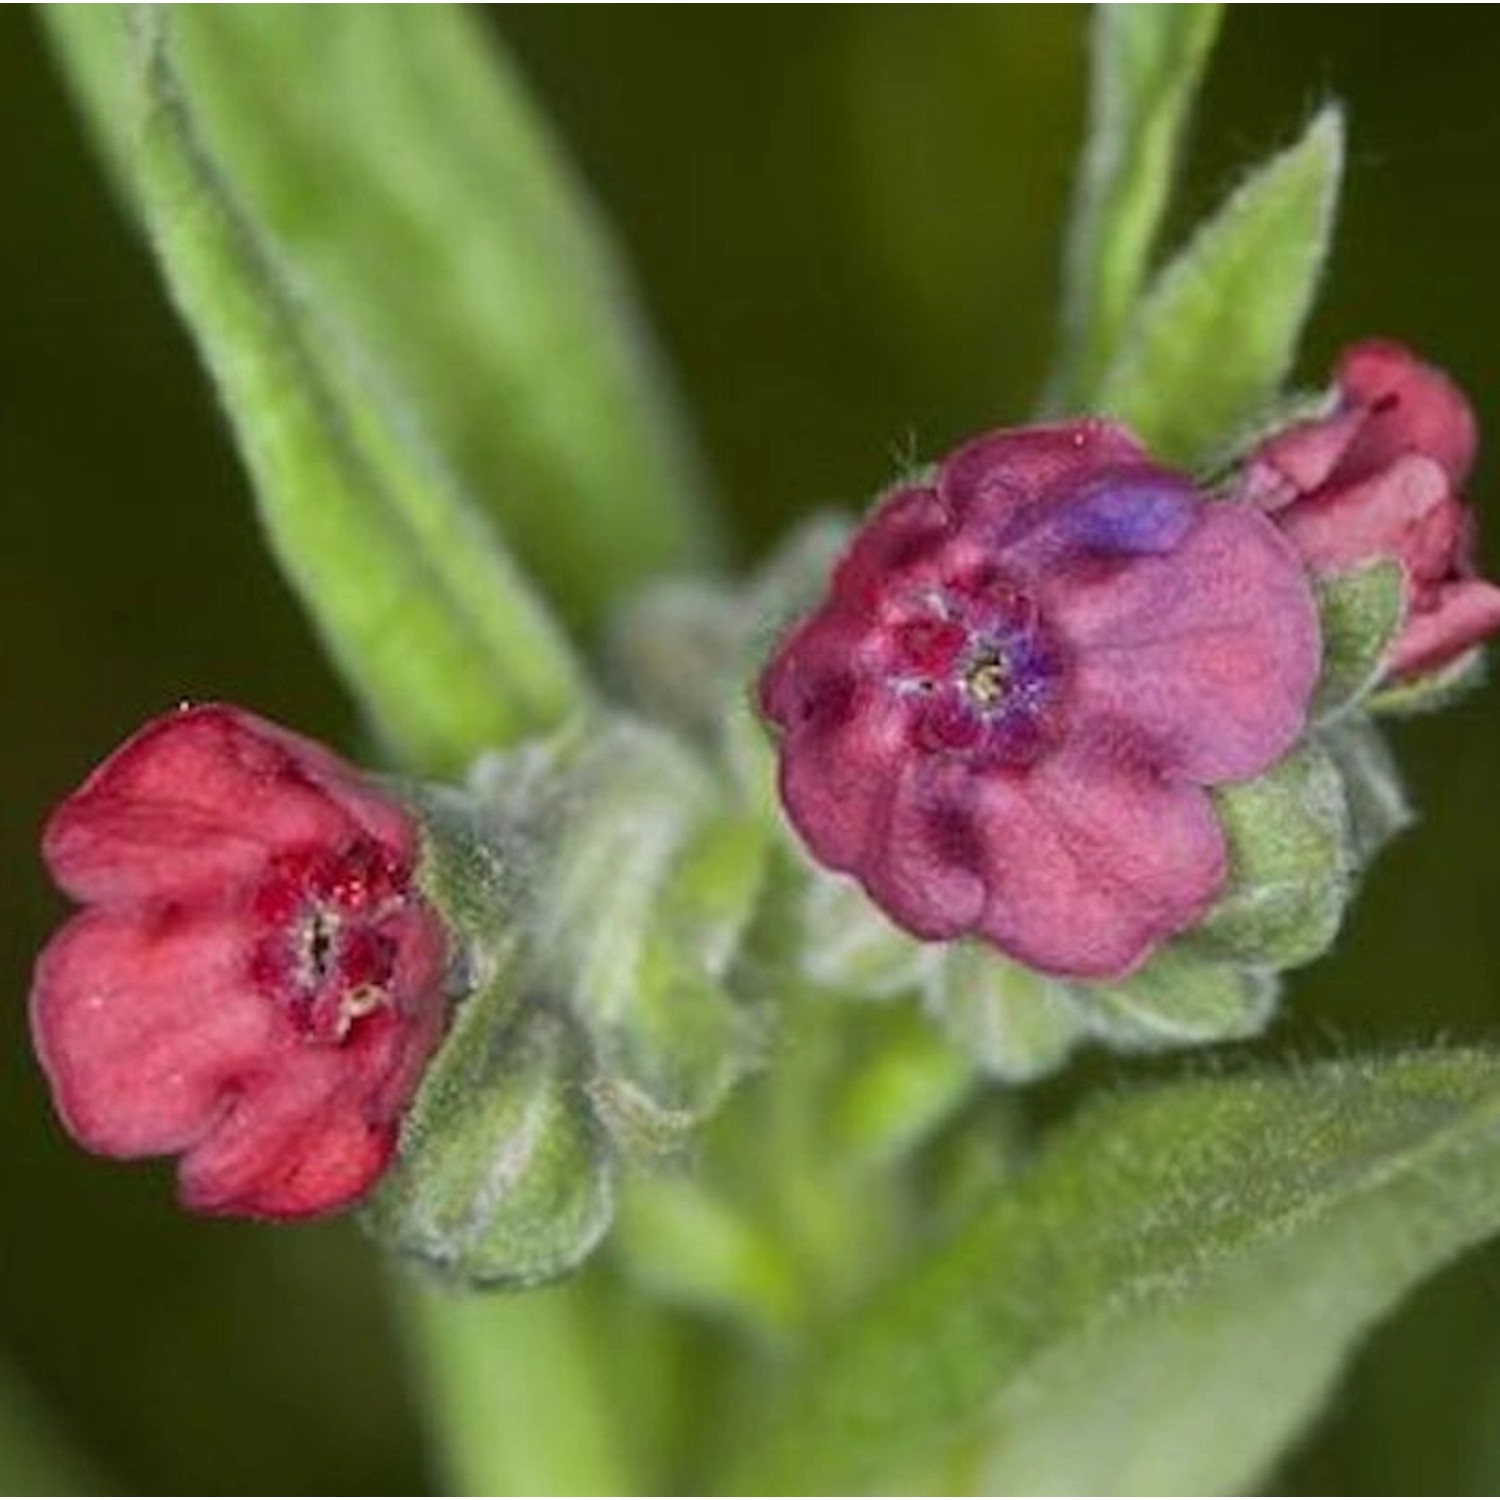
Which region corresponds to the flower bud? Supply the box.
[473,716,770,1152]
[1238,340,1500,698]
[360,714,772,1282]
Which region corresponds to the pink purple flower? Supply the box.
[760,421,1320,979]
[1239,340,1500,680]
[31,704,450,1220]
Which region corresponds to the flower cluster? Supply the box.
[28,342,1500,1223]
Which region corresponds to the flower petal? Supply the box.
[973,740,1228,979]
[31,906,276,1157]
[1274,453,1455,579]
[938,420,1147,526]
[1337,339,1478,487]
[830,486,955,615]
[1054,504,1320,782]
[777,688,911,874]
[43,704,415,906]
[857,759,988,941]
[759,609,870,730]
[762,604,923,873]
[1390,578,1500,680]
[995,465,1200,576]
[1237,404,1364,511]
[177,1063,395,1219]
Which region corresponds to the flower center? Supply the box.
[888,571,1066,768]
[249,837,409,1044]
[962,648,1011,707]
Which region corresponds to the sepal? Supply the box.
[367,994,614,1288]
[1311,560,1406,721]
[1195,742,1352,968]
[608,515,853,805]
[925,943,1085,1082]
[1068,945,1279,1050]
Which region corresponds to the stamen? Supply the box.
[964,650,1010,706]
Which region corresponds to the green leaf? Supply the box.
[1195,742,1352,968]
[1097,106,1344,466]
[1370,645,1489,717]
[1046,5,1223,408]
[729,1050,1500,1496]
[45,8,588,775]
[926,943,1085,1081]
[1068,943,1277,1049]
[48,6,718,641]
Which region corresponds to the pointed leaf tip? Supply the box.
[1047,3,1225,408]
[1097,102,1346,466]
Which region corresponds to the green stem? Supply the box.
[397,1274,640,1497]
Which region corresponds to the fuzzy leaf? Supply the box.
[1314,561,1407,720]
[1047,4,1223,407]
[45,8,587,775]
[1097,106,1344,466]
[1195,742,1352,968]
[48,6,718,641]
[730,1050,1500,1496]
[926,943,1085,1081]
[1069,944,1277,1049]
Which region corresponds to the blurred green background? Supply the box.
[4,5,1500,1492]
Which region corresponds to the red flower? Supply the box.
[1240,340,1500,680]
[31,705,450,1219]
[760,422,1319,979]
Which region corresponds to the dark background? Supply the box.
[4,6,1500,1492]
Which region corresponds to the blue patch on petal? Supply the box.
[1048,468,1199,557]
